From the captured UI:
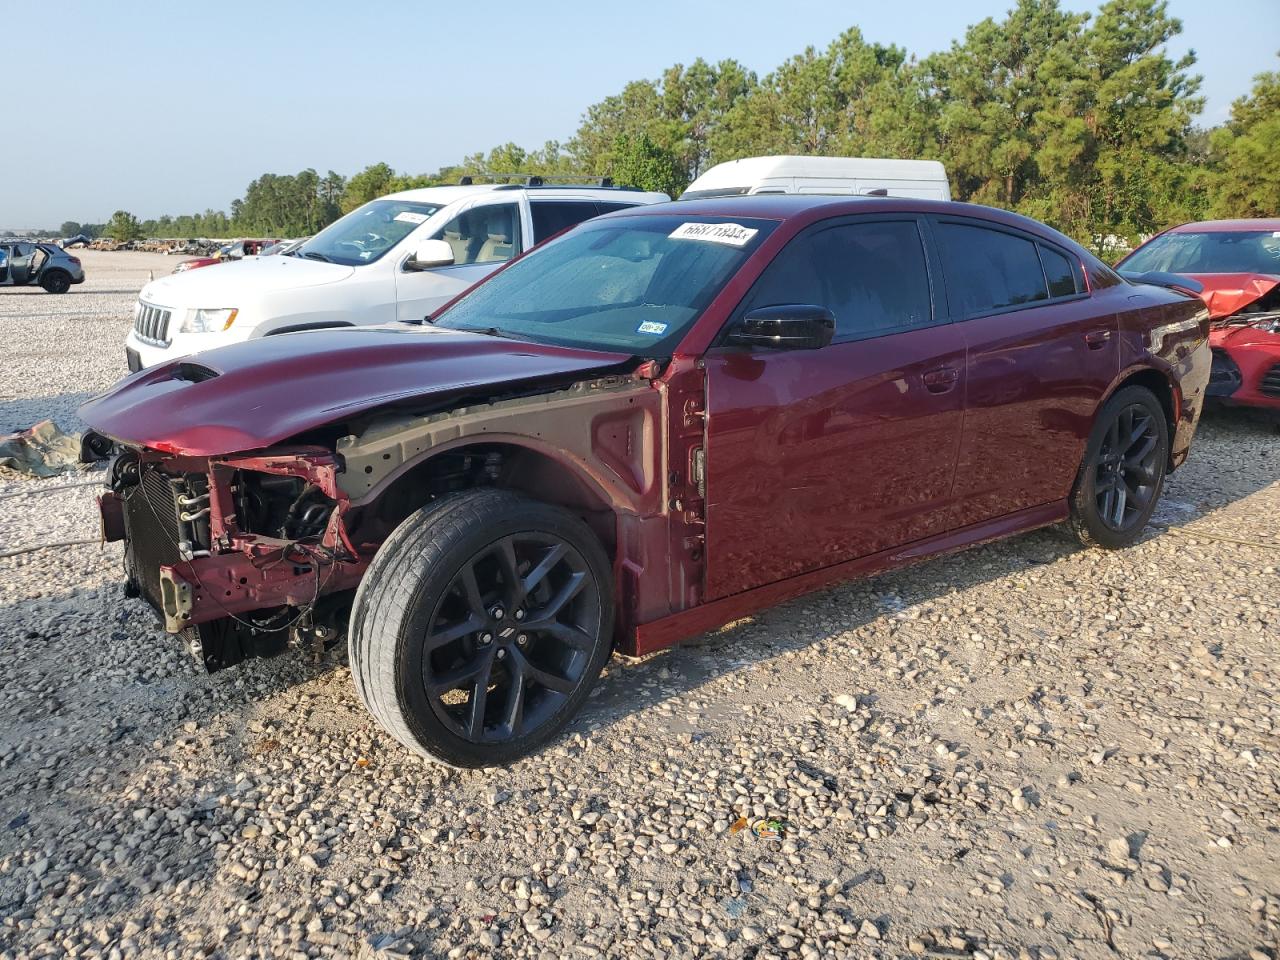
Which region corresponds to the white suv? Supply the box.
[124,180,668,370]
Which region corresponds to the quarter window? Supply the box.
[936,222,1049,315]
[743,220,934,339]
[1039,244,1079,298]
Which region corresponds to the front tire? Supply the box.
[349,489,614,767]
[1067,385,1169,549]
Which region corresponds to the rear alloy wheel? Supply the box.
[41,271,71,294]
[1068,385,1169,549]
[349,489,613,767]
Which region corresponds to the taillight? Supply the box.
[69,256,81,265]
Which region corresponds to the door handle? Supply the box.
[922,366,959,393]
[1084,329,1112,349]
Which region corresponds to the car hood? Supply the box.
[80,326,633,456]
[141,254,355,306]
[1182,272,1280,320]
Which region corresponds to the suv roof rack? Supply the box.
[457,173,639,191]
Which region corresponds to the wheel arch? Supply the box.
[353,435,630,559]
[1101,364,1180,469]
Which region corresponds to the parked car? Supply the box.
[60,234,91,249]
[172,254,222,274]
[682,155,951,200]
[258,238,307,257]
[0,241,84,293]
[1117,219,1280,412]
[125,180,669,370]
[82,195,1209,767]
[171,239,276,275]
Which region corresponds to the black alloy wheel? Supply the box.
[349,489,614,767]
[1093,402,1161,532]
[423,532,601,743]
[1067,385,1169,549]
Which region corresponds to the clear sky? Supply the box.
[3,0,1276,228]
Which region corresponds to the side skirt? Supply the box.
[629,500,1069,656]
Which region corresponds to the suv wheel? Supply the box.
[349,489,614,767]
[1067,385,1169,549]
[41,271,71,294]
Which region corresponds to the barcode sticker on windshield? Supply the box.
[669,222,758,247]
[395,212,429,224]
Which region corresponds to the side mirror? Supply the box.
[405,239,455,271]
[727,304,835,350]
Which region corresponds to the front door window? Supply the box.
[436,204,521,265]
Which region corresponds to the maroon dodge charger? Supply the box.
[81,196,1211,767]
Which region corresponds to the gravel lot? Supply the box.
[1,250,1278,960]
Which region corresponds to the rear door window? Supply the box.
[530,201,607,243]
[935,221,1049,316]
[740,219,935,341]
[594,201,639,215]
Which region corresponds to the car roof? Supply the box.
[601,194,1084,246]
[1167,218,1280,233]
[382,184,669,205]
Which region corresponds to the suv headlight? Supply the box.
[182,308,238,333]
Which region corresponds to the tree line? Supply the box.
[77,0,1277,251]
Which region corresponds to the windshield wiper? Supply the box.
[301,250,332,263]
[463,325,529,341]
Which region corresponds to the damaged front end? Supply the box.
[94,443,369,671]
[1204,278,1280,408]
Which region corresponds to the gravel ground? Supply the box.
[1,250,1278,960]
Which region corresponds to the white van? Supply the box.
[682,156,951,201]
[124,180,668,371]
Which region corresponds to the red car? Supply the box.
[1119,219,1280,411]
[81,197,1210,767]
[173,239,277,274]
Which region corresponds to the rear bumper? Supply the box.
[1208,329,1280,410]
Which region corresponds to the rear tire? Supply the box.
[348,489,614,767]
[41,271,71,294]
[1067,385,1169,549]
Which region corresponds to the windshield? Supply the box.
[433,214,777,356]
[294,198,442,266]
[1123,230,1280,275]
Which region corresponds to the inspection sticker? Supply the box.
[669,222,758,247]
[394,211,429,224]
[636,320,668,335]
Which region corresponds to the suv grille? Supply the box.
[122,468,185,609]
[134,302,173,346]
[1261,362,1280,398]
